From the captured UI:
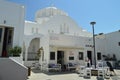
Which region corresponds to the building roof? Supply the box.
[25,7,92,37]
[35,7,68,19]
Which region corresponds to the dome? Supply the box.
[35,7,68,19]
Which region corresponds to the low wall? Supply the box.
[0,58,28,80]
[24,61,39,67]
[9,56,23,64]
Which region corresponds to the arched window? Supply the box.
[36,28,38,34]
[60,23,69,34]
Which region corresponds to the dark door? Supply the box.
[57,51,64,66]
[2,28,13,57]
[2,28,8,57]
[87,51,92,65]
[97,52,101,60]
[0,27,4,57]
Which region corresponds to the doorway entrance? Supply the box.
[0,27,14,57]
[57,51,64,66]
[87,51,92,65]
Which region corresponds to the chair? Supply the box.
[47,63,61,72]
[79,66,85,77]
[97,61,104,78]
[104,67,110,79]
[97,61,103,69]
[66,63,76,71]
[98,68,104,78]
[84,68,91,78]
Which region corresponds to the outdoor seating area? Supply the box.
[27,60,120,80]
[77,61,111,79]
[27,64,120,80]
[30,60,114,79]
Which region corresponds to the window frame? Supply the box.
[118,42,120,46]
[97,52,102,60]
[50,52,55,60]
[69,56,74,60]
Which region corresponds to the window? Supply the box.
[50,52,55,60]
[118,42,120,46]
[79,52,84,60]
[69,56,74,60]
[32,27,34,33]
[97,52,101,60]
[60,23,69,34]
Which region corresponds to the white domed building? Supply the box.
[0,0,120,77]
[23,7,95,69]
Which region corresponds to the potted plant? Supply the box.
[8,46,22,57]
[34,48,41,60]
[8,46,23,64]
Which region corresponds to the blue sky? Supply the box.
[7,0,120,34]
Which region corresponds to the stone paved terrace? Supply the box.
[27,69,120,80]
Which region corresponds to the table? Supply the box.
[91,67,109,76]
[91,69,98,76]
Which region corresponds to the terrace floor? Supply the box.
[27,69,120,80]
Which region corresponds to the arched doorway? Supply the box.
[27,38,40,61]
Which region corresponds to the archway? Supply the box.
[27,38,40,61]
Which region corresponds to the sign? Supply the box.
[69,51,74,55]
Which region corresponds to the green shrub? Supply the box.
[8,46,22,56]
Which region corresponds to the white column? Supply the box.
[25,46,28,61]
